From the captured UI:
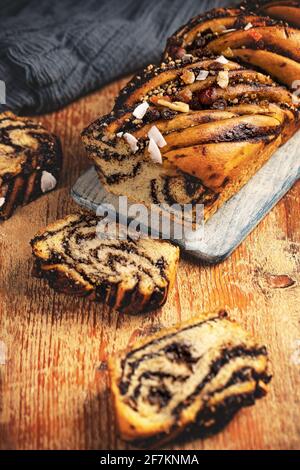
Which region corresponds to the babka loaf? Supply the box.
[0,112,62,220]
[109,310,271,446]
[243,1,300,28]
[31,213,180,314]
[163,6,300,88]
[82,56,298,223]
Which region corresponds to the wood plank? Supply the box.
[0,79,299,450]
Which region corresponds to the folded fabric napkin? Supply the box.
[0,0,234,114]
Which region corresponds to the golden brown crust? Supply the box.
[242,2,300,28]
[163,6,300,88]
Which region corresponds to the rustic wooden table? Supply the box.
[0,79,300,450]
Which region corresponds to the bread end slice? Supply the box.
[109,310,271,446]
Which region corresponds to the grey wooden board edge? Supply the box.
[72,131,300,264]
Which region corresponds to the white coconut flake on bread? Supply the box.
[222,28,236,33]
[147,125,167,148]
[196,70,209,81]
[123,132,139,153]
[148,138,162,164]
[215,55,229,64]
[244,22,253,31]
[133,102,149,119]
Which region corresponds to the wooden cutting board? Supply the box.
[0,78,300,450]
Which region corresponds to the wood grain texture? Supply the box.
[0,79,300,450]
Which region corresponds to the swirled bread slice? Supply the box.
[0,112,62,220]
[243,1,300,28]
[31,213,180,314]
[109,310,271,446]
[82,57,297,223]
[163,7,300,88]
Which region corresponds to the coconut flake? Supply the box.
[244,22,253,31]
[116,132,124,138]
[148,138,162,164]
[222,28,237,33]
[133,102,149,119]
[217,71,229,89]
[41,171,57,194]
[148,126,167,148]
[123,132,139,153]
[0,197,5,208]
[196,70,209,81]
[215,55,229,64]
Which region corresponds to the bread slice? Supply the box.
[163,7,300,88]
[31,213,180,314]
[0,112,62,220]
[82,57,298,224]
[109,310,271,447]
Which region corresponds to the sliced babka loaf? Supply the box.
[163,7,300,88]
[82,57,298,223]
[31,213,180,314]
[0,112,62,220]
[109,310,271,446]
[242,1,300,28]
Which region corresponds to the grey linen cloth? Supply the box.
[0,0,235,114]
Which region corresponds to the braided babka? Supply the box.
[0,112,62,221]
[109,310,271,446]
[82,56,298,223]
[164,6,300,88]
[31,213,180,314]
